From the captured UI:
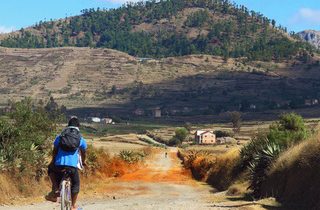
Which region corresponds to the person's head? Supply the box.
[68,116,80,127]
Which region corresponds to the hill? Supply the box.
[0,46,319,119]
[0,0,314,61]
[297,30,320,49]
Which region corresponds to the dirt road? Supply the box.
[0,148,266,210]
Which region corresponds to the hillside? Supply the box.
[297,30,320,49]
[0,46,320,118]
[0,0,314,61]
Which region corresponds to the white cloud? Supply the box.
[0,26,15,34]
[291,8,320,24]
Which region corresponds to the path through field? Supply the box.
[0,148,268,210]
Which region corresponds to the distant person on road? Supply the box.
[165,152,168,158]
[46,116,87,210]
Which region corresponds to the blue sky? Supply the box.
[0,0,319,33]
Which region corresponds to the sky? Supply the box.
[0,0,319,34]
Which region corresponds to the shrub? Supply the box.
[168,137,181,146]
[268,112,309,147]
[119,150,147,163]
[179,149,240,191]
[0,98,56,179]
[248,141,281,197]
[85,144,106,173]
[240,113,309,198]
[174,127,188,142]
[214,130,234,138]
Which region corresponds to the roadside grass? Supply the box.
[259,131,320,209]
[185,144,242,154]
[0,145,154,205]
[178,148,241,191]
[0,173,50,204]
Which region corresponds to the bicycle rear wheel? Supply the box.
[61,180,72,210]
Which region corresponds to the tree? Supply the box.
[174,127,188,142]
[44,97,65,121]
[168,127,189,146]
[1,98,56,178]
[228,111,241,133]
[268,112,309,147]
[271,19,276,28]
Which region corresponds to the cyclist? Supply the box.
[46,117,87,210]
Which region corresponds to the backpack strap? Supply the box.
[68,126,80,131]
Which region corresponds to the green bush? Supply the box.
[167,128,188,146]
[168,137,182,146]
[0,98,56,179]
[214,130,234,138]
[240,113,309,198]
[174,127,188,142]
[119,150,147,163]
[268,112,309,147]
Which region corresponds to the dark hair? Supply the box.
[68,117,80,127]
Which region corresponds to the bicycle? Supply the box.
[60,169,72,210]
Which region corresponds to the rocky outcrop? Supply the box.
[297,30,320,49]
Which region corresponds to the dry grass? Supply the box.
[227,181,250,196]
[0,174,50,205]
[179,148,241,191]
[186,144,242,154]
[259,130,320,209]
[0,146,151,205]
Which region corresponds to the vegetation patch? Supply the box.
[260,134,320,209]
[178,148,240,191]
[239,113,309,198]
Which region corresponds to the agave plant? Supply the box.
[248,140,281,198]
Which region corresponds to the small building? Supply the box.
[195,130,216,144]
[133,108,145,116]
[137,57,153,62]
[305,99,312,106]
[305,99,318,106]
[250,104,256,110]
[152,107,161,118]
[183,107,192,113]
[91,117,101,123]
[102,118,113,124]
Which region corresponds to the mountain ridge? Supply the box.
[297,30,320,49]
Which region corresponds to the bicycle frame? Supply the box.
[60,172,72,210]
